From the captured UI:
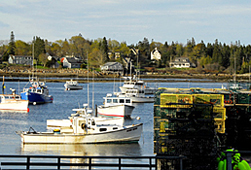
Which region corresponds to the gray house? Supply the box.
[8,55,33,65]
[169,57,195,68]
[100,62,123,74]
[62,57,82,68]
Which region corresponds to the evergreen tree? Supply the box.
[8,31,15,55]
[100,37,109,63]
[33,36,46,63]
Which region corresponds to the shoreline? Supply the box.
[0,71,249,83]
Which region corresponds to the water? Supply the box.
[0,81,227,157]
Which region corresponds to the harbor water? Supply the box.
[0,81,228,157]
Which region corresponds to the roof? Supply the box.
[151,47,161,54]
[65,57,81,64]
[102,62,122,67]
[9,55,32,58]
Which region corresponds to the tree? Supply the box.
[8,31,15,55]
[38,53,48,67]
[100,37,109,63]
[33,36,45,63]
[15,40,30,55]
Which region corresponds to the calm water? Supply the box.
[0,80,227,157]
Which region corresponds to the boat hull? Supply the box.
[21,91,53,104]
[97,105,134,118]
[64,84,83,91]
[21,123,143,144]
[120,87,157,95]
[130,96,154,103]
[0,100,29,112]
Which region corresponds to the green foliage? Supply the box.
[3,34,251,74]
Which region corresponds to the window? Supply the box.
[119,99,124,103]
[113,99,118,103]
[99,128,107,132]
[107,99,112,103]
[126,99,130,103]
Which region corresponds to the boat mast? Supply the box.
[92,67,94,111]
[87,52,89,109]
[32,43,34,80]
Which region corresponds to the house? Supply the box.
[108,52,121,60]
[151,47,161,60]
[46,54,60,68]
[62,57,82,68]
[169,57,195,68]
[8,55,33,65]
[100,62,123,74]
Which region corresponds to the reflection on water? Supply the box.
[21,143,141,156]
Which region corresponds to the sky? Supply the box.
[1,0,251,46]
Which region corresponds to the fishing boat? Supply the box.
[17,104,143,144]
[20,77,53,105]
[20,44,53,105]
[0,88,29,112]
[115,89,155,103]
[64,79,83,91]
[47,104,125,128]
[120,75,157,95]
[97,93,134,118]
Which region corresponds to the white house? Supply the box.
[151,47,161,60]
[169,57,195,68]
[8,55,33,65]
[100,62,123,74]
[62,57,82,68]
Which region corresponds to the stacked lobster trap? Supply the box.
[154,89,226,169]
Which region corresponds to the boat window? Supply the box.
[107,99,112,103]
[99,128,107,132]
[92,120,95,125]
[113,127,118,130]
[119,99,124,103]
[136,83,143,86]
[113,99,118,103]
[126,99,131,103]
[37,89,42,93]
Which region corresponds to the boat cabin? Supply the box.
[71,116,121,134]
[103,93,132,106]
[0,94,21,103]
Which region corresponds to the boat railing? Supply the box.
[0,154,186,170]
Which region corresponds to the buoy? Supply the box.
[136,116,141,120]
[33,102,36,105]
[27,108,30,112]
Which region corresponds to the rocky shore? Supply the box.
[0,67,249,83]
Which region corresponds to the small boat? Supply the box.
[64,79,83,91]
[115,89,155,103]
[120,75,157,95]
[20,77,53,105]
[18,104,143,144]
[97,93,135,118]
[0,88,29,112]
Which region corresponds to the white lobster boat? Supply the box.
[119,75,157,95]
[115,89,155,103]
[0,89,29,112]
[18,104,142,144]
[97,93,135,118]
[64,79,83,91]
